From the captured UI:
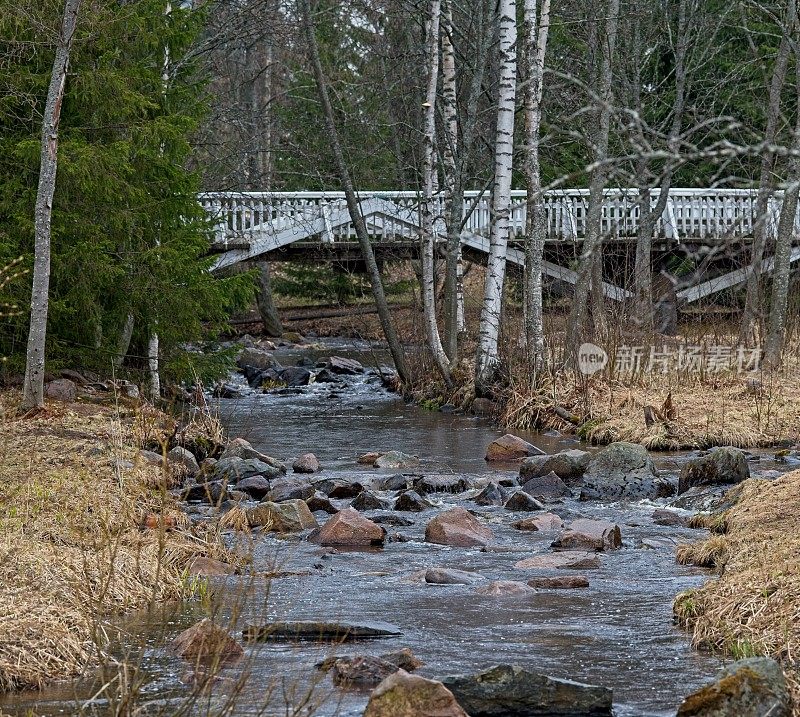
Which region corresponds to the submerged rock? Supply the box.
[425,507,494,548]
[676,657,790,717]
[678,447,750,495]
[515,551,601,570]
[551,519,622,552]
[424,568,486,585]
[486,434,545,462]
[527,575,589,589]
[375,451,420,469]
[308,507,386,546]
[475,580,535,596]
[441,664,613,716]
[519,450,591,487]
[243,620,401,643]
[170,618,243,665]
[580,442,675,501]
[330,655,404,688]
[364,670,468,717]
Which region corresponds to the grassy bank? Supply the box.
[0,390,232,692]
[674,471,800,710]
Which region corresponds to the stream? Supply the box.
[6,336,790,717]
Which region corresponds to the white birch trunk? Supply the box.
[21,0,82,410]
[522,0,551,372]
[420,0,451,384]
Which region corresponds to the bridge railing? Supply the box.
[199,188,778,244]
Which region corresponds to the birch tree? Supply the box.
[475,0,518,393]
[740,0,798,344]
[298,0,410,384]
[565,0,619,363]
[21,0,82,411]
[420,0,452,384]
[522,0,551,371]
[765,51,800,367]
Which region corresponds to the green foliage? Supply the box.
[272,264,368,304]
[0,0,253,381]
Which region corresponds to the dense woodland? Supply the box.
[2,0,800,402]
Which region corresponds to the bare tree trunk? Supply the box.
[420,0,452,384]
[565,0,619,363]
[256,261,283,337]
[522,0,551,372]
[148,333,160,401]
[475,0,518,393]
[765,54,800,367]
[21,0,82,411]
[299,0,410,385]
[113,313,135,369]
[740,0,797,344]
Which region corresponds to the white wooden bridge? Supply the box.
[200,188,800,304]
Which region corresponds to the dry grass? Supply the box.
[676,535,729,568]
[674,471,800,712]
[0,390,235,693]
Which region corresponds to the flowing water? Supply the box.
[6,337,790,717]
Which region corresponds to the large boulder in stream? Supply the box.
[170,618,243,665]
[520,450,591,487]
[425,507,493,548]
[375,451,420,469]
[213,456,283,483]
[580,442,675,500]
[441,664,613,716]
[678,447,750,495]
[266,477,315,502]
[676,657,790,717]
[316,356,364,375]
[219,438,286,474]
[237,347,280,372]
[521,471,572,501]
[308,507,386,546]
[246,500,318,532]
[485,434,545,462]
[292,452,321,474]
[364,670,468,717]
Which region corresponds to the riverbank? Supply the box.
[674,470,800,710]
[0,388,232,692]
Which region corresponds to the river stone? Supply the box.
[513,512,564,532]
[237,347,280,371]
[394,490,432,512]
[138,449,166,467]
[279,366,313,387]
[293,452,321,474]
[236,475,272,500]
[425,568,486,585]
[308,507,385,546]
[266,477,315,502]
[167,446,200,475]
[522,471,572,501]
[504,491,545,512]
[520,449,591,487]
[213,456,278,483]
[474,482,507,506]
[678,447,750,494]
[306,491,339,514]
[580,442,675,500]
[552,519,622,551]
[317,356,364,374]
[375,451,420,469]
[181,480,228,505]
[219,438,286,473]
[331,655,403,688]
[441,664,613,716]
[485,434,545,462]
[414,474,472,495]
[319,648,423,675]
[358,452,384,465]
[475,580,535,595]
[351,490,391,511]
[676,657,790,717]
[188,556,237,577]
[527,575,589,589]
[246,500,318,532]
[245,620,401,643]
[375,473,414,491]
[44,378,78,402]
[425,507,494,547]
[364,670,468,717]
[171,618,243,665]
[515,551,601,570]
[652,508,690,527]
[315,478,365,498]
[315,367,341,383]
